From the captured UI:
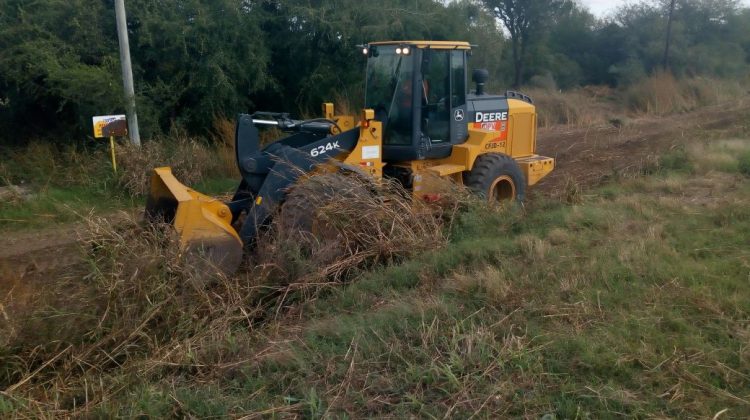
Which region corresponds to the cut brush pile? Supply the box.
[258,172,458,283]
[0,216,254,413]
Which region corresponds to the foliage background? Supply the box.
[0,0,749,145]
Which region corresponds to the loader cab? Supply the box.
[363,41,470,161]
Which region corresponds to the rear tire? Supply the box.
[465,153,526,203]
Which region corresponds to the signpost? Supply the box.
[93,115,128,173]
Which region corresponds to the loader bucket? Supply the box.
[145,167,243,274]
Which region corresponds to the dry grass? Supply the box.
[0,142,109,187]
[625,72,743,115]
[0,171,461,414]
[211,116,241,178]
[526,75,746,130]
[116,132,232,196]
[256,172,456,284]
[0,215,253,411]
[529,87,616,128]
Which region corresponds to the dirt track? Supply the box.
[535,99,750,196]
[1,100,748,285]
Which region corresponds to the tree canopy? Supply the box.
[0,0,748,145]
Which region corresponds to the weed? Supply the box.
[3,115,750,417]
[624,72,742,115]
[563,176,583,204]
[527,87,613,128]
[658,147,693,173]
[738,150,750,176]
[116,133,230,196]
[211,116,242,179]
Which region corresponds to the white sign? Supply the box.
[362,145,380,160]
[474,111,508,123]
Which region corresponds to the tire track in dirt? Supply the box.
[534,99,750,197]
[0,224,85,278]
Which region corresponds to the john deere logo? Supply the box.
[454,109,464,121]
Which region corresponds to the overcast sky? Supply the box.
[579,0,750,16]
[579,0,628,16]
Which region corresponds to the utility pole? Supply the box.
[663,0,676,70]
[115,0,141,147]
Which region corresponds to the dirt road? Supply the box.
[536,99,750,196]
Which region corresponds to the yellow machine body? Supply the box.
[145,40,555,274]
[392,98,554,198]
[146,167,243,273]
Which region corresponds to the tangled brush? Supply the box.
[255,171,459,283]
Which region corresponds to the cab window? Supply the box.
[451,50,466,107]
[422,50,450,143]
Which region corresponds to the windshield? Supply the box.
[365,45,414,145]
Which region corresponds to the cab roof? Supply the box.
[368,40,471,50]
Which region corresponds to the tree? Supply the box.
[0,0,122,144]
[1,0,749,145]
[482,0,567,88]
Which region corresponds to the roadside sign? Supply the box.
[93,115,128,138]
[93,115,127,173]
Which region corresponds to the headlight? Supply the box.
[362,47,368,55]
[396,47,402,55]
[402,46,410,55]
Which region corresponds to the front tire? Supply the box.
[464,153,526,203]
[277,172,373,263]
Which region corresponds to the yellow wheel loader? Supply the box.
[145,41,555,273]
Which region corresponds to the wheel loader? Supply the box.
[145,40,555,273]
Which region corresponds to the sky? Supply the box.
[579,0,629,16]
[580,0,750,16]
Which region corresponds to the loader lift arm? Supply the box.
[229,118,361,243]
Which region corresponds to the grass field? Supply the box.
[1,102,750,417]
[97,137,750,418]
[0,136,237,229]
[2,117,749,418]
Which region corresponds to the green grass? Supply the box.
[739,150,750,176]
[0,138,238,231]
[0,183,132,229]
[0,176,238,231]
[85,134,750,417]
[193,177,239,196]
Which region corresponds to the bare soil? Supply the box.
[535,99,750,195]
